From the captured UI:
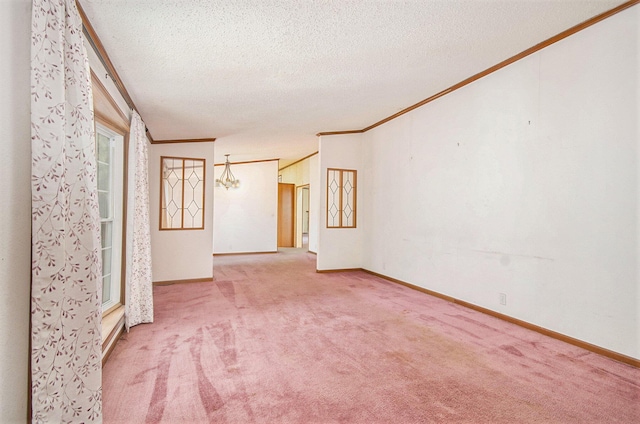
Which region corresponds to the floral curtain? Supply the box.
[125,110,154,329]
[30,0,102,422]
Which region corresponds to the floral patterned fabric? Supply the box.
[125,110,154,329]
[30,0,102,422]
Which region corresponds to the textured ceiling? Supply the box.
[80,0,624,166]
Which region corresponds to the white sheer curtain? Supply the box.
[30,0,102,422]
[125,110,154,329]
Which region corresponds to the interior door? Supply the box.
[278,183,295,247]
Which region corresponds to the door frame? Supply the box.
[295,184,310,248]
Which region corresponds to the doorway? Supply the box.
[296,185,310,249]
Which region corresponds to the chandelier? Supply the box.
[215,154,240,189]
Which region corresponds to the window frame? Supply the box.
[95,121,126,314]
[95,120,127,315]
[92,65,130,319]
[159,156,207,231]
[326,168,357,229]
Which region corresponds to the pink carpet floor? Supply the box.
[103,251,640,423]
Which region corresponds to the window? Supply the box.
[160,156,206,230]
[326,168,357,228]
[96,124,124,312]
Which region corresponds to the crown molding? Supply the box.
[318,0,639,136]
[316,130,364,137]
[151,138,216,144]
[213,158,280,166]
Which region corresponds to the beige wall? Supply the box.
[279,156,313,186]
[0,0,32,421]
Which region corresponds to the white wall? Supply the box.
[361,7,639,358]
[317,134,364,270]
[213,160,278,254]
[308,154,320,254]
[150,142,215,281]
[0,1,31,420]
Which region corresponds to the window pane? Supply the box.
[342,171,355,227]
[101,222,112,249]
[163,158,183,228]
[102,274,111,304]
[183,160,204,229]
[97,161,110,192]
[102,246,112,304]
[97,132,111,163]
[98,191,110,219]
[102,247,112,277]
[327,169,340,227]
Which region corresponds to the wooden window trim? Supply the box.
[159,156,207,230]
[326,168,357,229]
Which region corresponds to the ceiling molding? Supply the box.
[319,0,639,137]
[151,138,217,145]
[213,158,279,167]
[316,130,364,137]
[279,152,319,172]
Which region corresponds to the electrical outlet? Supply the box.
[499,293,507,305]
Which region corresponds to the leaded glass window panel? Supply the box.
[160,156,206,230]
[326,168,357,229]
